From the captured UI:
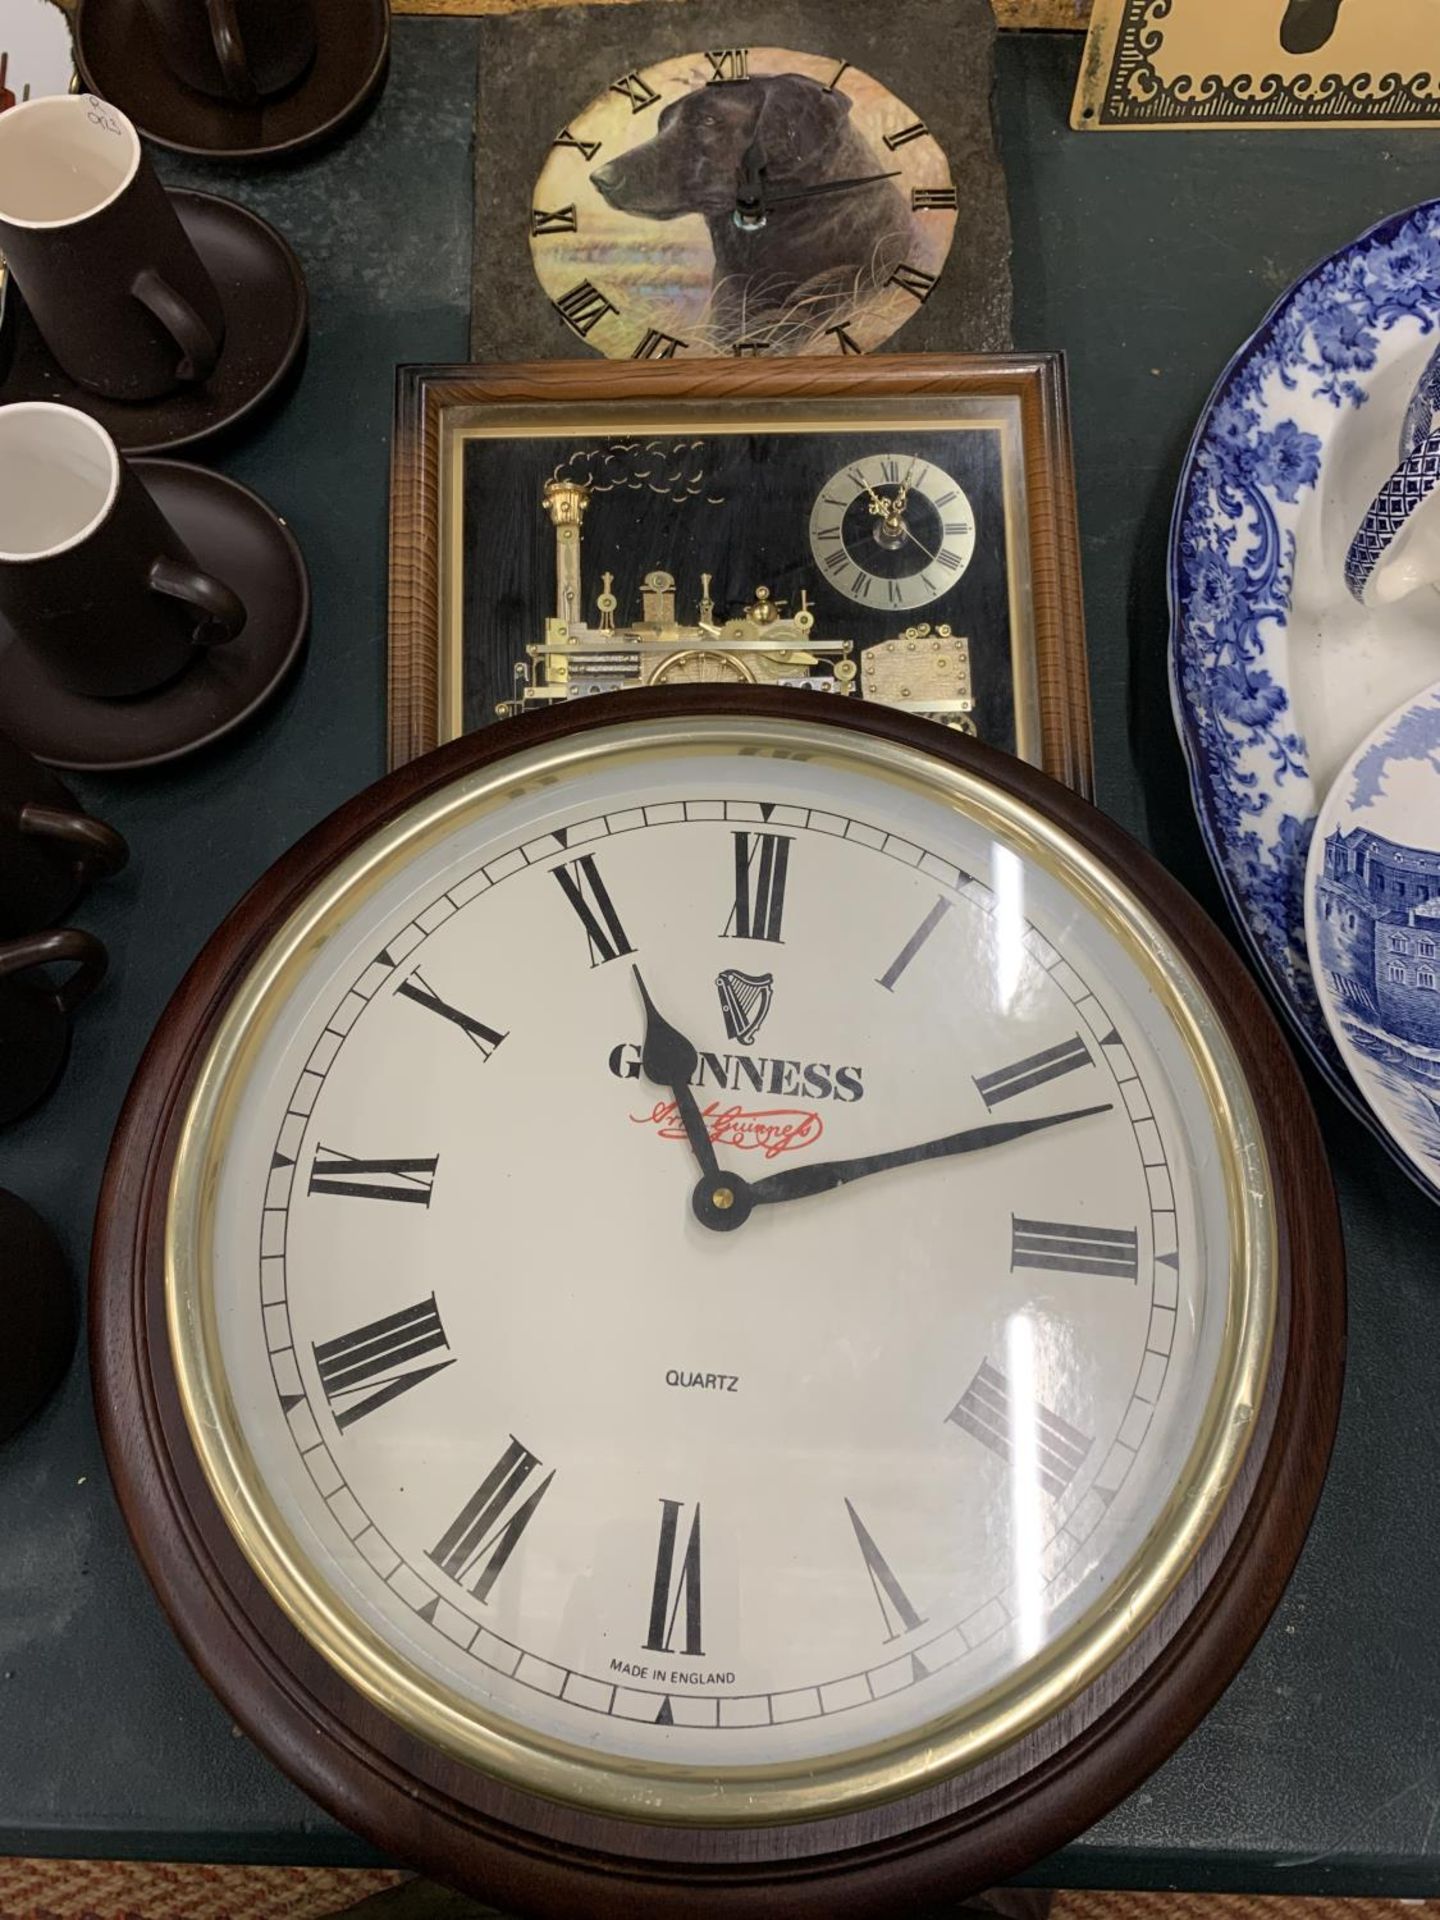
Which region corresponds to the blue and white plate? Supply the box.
[1306,681,1440,1202]
[1170,199,1440,1181]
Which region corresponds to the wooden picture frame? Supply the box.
[388,355,1095,795]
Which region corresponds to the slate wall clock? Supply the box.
[471,0,1012,363]
[528,47,958,361]
[94,688,1343,1915]
[387,354,1091,793]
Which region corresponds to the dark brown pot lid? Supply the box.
[73,0,390,161]
[0,192,308,457]
[0,461,310,773]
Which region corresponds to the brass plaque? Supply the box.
[1074,0,1440,129]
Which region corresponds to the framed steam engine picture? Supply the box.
[388,356,1093,794]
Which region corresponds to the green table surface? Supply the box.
[2,21,1438,1896]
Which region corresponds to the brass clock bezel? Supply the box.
[163,710,1277,1829]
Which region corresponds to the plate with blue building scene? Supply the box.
[1306,681,1440,1200]
[1170,197,1440,1187]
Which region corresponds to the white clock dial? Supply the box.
[172,719,1269,1820]
[809,451,977,609]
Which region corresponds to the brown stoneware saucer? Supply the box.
[0,192,307,456]
[73,0,390,161]
[0,461,310,773]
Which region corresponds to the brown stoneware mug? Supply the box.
[0,926,106,1126]
[0,730,128,936]
[139,0,317,105]
[0,403,246,698]
[0,94,225,401]
[0,1188,76,1442]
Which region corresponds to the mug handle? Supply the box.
[148,558,247,648]
[205,0,259,105]
[130,267,223,385]
[18,804,129,879]
[0,928,107,1016]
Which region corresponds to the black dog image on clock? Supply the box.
[592,75,910,341]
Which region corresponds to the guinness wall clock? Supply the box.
[470,0,1012,364]
[94,690,1344,1914]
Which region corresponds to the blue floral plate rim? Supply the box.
[1167,194,1440,1186]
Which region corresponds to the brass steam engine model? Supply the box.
[497,478,977,732]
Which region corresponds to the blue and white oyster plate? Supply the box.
[1306,682,1440,1204]
[1170,199,1440,1181]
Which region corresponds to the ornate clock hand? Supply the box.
[691,1104,1112,1231]
[762,170,902,208]
[734,139,769,230]
[632,966,720,1182]
[733,159,901,230]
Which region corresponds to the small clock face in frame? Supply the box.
[529,48,958,359]
[810,451,978,609]
[172,715,1272,1821]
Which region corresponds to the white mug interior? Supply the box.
[0,403,121,563]
[1366,481,1440,610]
[0,95,140,229]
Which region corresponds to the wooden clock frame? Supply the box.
[386,354,1095,796]
[92,688,1344,1915]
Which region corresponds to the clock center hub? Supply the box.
[692,1174,754,1232]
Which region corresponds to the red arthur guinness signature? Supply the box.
[634,1098,823,1161]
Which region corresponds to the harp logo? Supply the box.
[716,969,774,1047]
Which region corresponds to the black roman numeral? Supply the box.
[845,1499,924,1642]
[611,69,661,112]
[937,547,963,571]
[947,1359,1093,1499]
[553,280,618,338]
[429,1437,553,1604]
[554,854,634,965]
[824,324,864,355]
[1012,1216,1139,1281]
[531,204,578,234]
[396,968,507,1059]
[644,1499,703,1655]
[308,1147,438,1206]
[888,262,938,303]
[724,831,792,942]
[633,328,688,359]
[553,126,601,161]
[912,186,959,210]
[706,47,749,82]
[974,1036,1092,1108]
[826,60,851,92]
[884,120,929,150]
[879,457,902,484]
[877,897,954,991]
[313,1296,454,1431]
[731,339,765,356]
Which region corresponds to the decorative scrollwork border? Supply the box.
[1090,0,1440,126]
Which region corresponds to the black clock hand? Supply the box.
[632,967,720,1182]
[735,139,768,226]
[761,169,902,209]
[691,1105,1112,1230]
